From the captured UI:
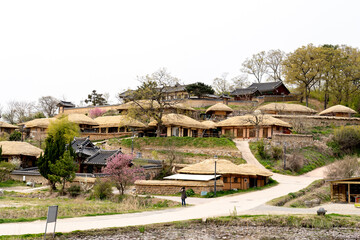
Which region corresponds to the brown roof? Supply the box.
[201,120,217,129]
[216,114,291,128]
[0,141,43,157]
[319,105,357,115]
[178,159,257,176]
[257,103,317,114]
[94,115,146,128]
[57,114,99,126]
[148,113,205,129]
[22,118,56,129]
[206,103,233,114]
[0,121,18,129]
[238,164,273,177]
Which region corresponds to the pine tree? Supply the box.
[37,117,79,190]
[48,150,78,193]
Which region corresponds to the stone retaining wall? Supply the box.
[272,133,314,148]
[135,180,224,195]
[272,115,360,128]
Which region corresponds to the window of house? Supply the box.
[101,128,106,133]
[234,177,238,183]
[223,177,228,183]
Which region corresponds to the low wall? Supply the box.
[272,133,314,148]
[272,115,360,128]
[135,180,224,195]
[81,132,131,141]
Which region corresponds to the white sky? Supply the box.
[0,0,359,107]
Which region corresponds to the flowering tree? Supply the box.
[102,153,145,195]
[89,108,106,119]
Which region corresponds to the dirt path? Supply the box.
[234,140,267,170]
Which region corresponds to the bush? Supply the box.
[220,132,235,140]
[186,188,195,197]
[325,156,360,179]
[0,162,16,181]
[332,126,360,153]
[92,179,113,200]
[257,140,269,159]
[286,153,304,172]
[271,145,283,160]
[9,131,22,141]
[67,185,81,197]
[205,192,215,198]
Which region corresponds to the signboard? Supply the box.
[44,205,58,239]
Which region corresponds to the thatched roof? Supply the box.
[57,114,99,126]
[319,105,357,116]
[257,103,317,114]
[0,121,18,129]
[22,118,56,129]
[94,115,146,128]
[148,113,205,129]
[178,159,257,176]
[238,164,273,177]
[216,114,291,128]
[205,103,233,113]
[117,100,195,111]
[0,141,43,157]
[201,120,217,129]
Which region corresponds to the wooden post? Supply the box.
[330,183,333,202]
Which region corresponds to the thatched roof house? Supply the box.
[257,103,317,115]
[177,159,272,190]
[148,113,205,137]
[22,118,55,129]
[0,121,18,135]
[319,105,357,117]
[93,115,146,134]
[205,103,233,120]
[201,120,217,129]
[61,113,99,126]
[117,100,195,114]
[216,114,291,138]
[0,141,43,168]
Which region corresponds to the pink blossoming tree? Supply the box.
[102,153,145,195]
[89,108,106,119]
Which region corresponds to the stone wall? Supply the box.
[272,133,314,148]
[272,115,360,128]
[81,132,131,141]
[135,180,224,195]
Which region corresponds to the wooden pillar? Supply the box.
[167,127,171,137]
[259,127,263,138]
[106,127,109,134]
[330,183,333,202]
[246,128,249,138]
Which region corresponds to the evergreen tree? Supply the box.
[48,150,78,193]
[185,82,215,98]
[37,117,79,190]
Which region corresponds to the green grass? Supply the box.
[249,142,336,175]
[0,180,28,188]
[0,193,179,224]
[119,137,237,149]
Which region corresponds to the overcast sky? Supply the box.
[0,0,359,108]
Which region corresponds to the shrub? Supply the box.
[271,145,283,160]
[0,162,16,181]
[325,156,360,179]
[286,153,304,172]
[186,188,195,197]
[92,178,113,200]
[205,192,215,198]
[67,185,81,197]
[332,126,360,153]
[257,140,269,159]
[9,131,22,141]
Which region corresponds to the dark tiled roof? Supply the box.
[248,82,283,93]
[230,87,260,96]
[71,137,98,157]
[57,100,75,108]
[85,149,121,165]
[163,84,188,93]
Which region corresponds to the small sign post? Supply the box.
[44,205,58,239]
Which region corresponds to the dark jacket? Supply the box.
[181,189,187,200]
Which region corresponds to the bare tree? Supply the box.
[266,49,285,82]
[245,109,264,140]
[241,51,268,83]
[212,73,231,95]
[230,74,249,90]
[325,156,360,179]
[2,101,35,124]
[128,68,181,137]
[38,96,59,117]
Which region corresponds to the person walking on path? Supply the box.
[180,187,187,206]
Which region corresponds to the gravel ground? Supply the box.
[73,224,360,240]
